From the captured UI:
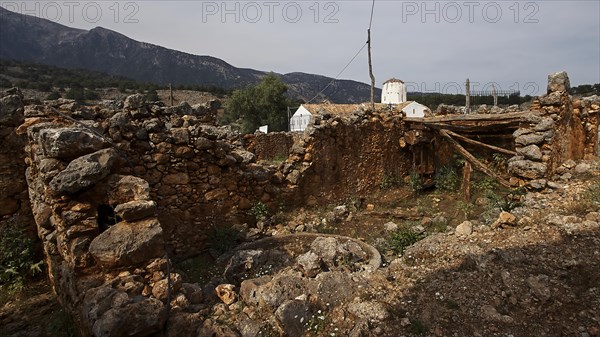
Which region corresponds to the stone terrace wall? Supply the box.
[102,95,285,256]
[0,89,35,236]
[508,72,599,182]
[244,131,299,161]
[573,95,600,159]
[278,109,413,204]
[21,108,170,336]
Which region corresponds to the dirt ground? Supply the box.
[2,163,599,337]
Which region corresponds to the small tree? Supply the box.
[224,73,291,134]
[146,89,159,102]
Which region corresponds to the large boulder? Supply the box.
[114,200,157,221]
[547,71,570,93]
[508,160,547,179]
[89,218,164,268]
[92,298,166,337]
[123,94,146,110]
[275,299,312,337]
[0,94,24,126]
[39,128,107,159]
[107,175,151,204]
[517,145,543,161]
[49,148,117,195]
[515,133,545,146]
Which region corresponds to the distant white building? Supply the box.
[400,101,430,118]
[382,78,407,104]
[290,104,363,132]
[290,101,430,132]
[289,105,313,132]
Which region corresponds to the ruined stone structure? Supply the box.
[0,72,598,336]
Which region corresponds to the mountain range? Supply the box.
[0,6,380,103]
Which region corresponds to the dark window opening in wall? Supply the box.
[97,205,121,233]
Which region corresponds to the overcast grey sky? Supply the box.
[2,0,599,95]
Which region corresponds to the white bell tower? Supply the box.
[381,78,407,104]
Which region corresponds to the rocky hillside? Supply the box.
[0,6,378,103]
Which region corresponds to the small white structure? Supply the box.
[258,125,268,133]
[289,105,313,132]
[400,101,430,118]
[382,78,407,104]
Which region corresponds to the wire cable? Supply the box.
[369,0,375,30]
[305,0,375,104]
[306,42,367,104]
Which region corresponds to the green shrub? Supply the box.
[386,228,425,256]
[380,173,402,190]
[408,172,423,194]
[249,202,269,221]
[435,166,459,191]
[0,222,43,295]
[207,226,241,255]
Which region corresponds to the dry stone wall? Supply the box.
[244,131,299,161]
[508,72,600,182]
[0,89,35,236]
[276,109,413,204]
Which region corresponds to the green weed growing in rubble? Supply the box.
[249,201,269,221]
[435,166,460,192]
[0,221,43,303]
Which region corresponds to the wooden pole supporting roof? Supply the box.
[439,129,511,188]
[444,130,516,156]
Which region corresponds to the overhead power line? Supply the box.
[305,0,376,104]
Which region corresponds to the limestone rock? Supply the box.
[162,172,190,185]
[517,144,543,161]
[39,128,107,159]
[384,221,399,232]
[534,116,555,132]
[539,91,563,106]
[0,94,24,126]
[180,283,204,304]
[152,273,183,301]
[574,163,591,174]
[123,94,146,110]
[89,218,165,268]
[49,148,117,195]
[528,179,547,190]
[114,200,157,221]
[508,160,547,179]
[455,221,473,237]
[215,284,237,305]
[194,136,213,150]
[231,148,255,164]
[310,237,339,267]
[348,301,389,323]
[515,133,545,146]
[275,299,312,337]
[547,71,570,93]
[107,175,151,204]
[170,128,189,144]
[492,211,517,228]
[296,251,321,277]
[92,298,166,337]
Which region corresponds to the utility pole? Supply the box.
[465,78,470,114]
[492,85,498,107]
[368,29,375,111]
